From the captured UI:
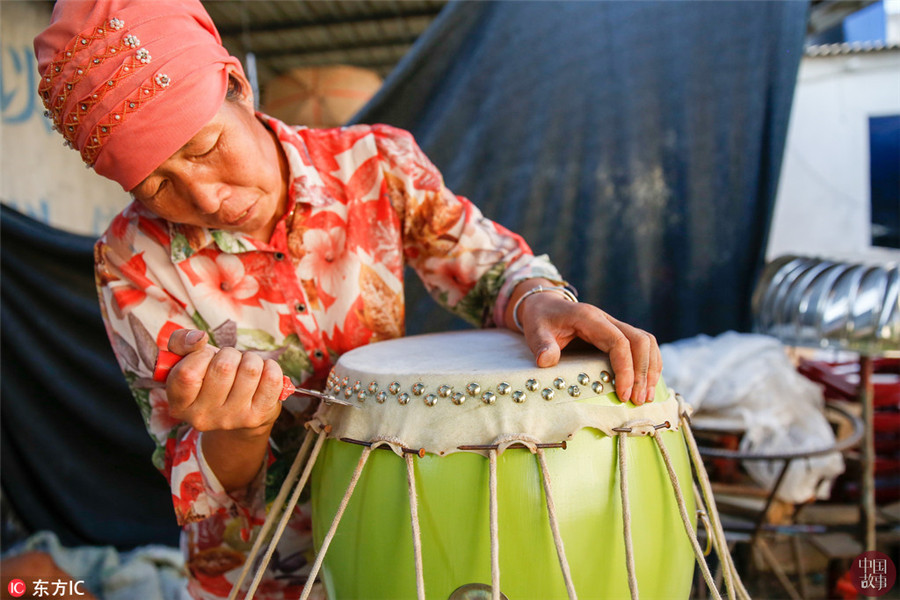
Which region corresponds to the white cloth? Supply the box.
[661,331,845,503]
[2,531,190,600]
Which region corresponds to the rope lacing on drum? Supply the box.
[233,394,750,600]
[492,433,540,455]
[653,421,722,600]
[693,489,715,557]
[229,425,328,600]
[486,434,579,600]
[615,418,652,600]
[350,435,428,600]
[299,441,374,600]
[405,451,427,600]
[488,447,501,600]
[613,406,750,600]
[675,394,752,600]
[612,420,673,436]
[368,435,407,455]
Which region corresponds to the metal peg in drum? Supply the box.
[153,349,356,408]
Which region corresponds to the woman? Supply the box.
[35,1,661,598]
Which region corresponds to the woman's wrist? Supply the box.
[512,285,577,332]
[505,278,577,332]
[200,425,273,493]
[504,277,578,332]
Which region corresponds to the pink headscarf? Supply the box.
[34,0,244,191]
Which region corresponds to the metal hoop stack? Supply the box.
[752,253,899,555]
[752,254,899,355]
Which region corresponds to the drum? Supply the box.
[308,330,697,600]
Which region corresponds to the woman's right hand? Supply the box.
[165,328,285,492]
[164,328,283,435]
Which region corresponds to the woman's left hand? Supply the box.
[507,279,662,406]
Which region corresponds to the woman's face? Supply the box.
[130,80,288,241]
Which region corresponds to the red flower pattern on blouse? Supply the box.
[181,253,262,312]
[95,115,563,599]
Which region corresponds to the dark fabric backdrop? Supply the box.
[0,0,806,549]
[353,0,809,342]
[1,205,180,549]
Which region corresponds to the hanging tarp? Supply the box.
[1,205,179,549]
[353,0,809,342]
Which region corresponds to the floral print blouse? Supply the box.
[94,114,563,599]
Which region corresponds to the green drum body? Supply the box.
[310,331,695,600]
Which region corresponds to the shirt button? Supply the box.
[295,302,306,313]
[274,252,285,261]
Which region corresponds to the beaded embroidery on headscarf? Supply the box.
[37,16,171,167]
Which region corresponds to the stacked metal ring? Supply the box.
[752,255,899,355]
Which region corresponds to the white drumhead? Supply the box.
[335,329,612,399]
[312,329,681,455]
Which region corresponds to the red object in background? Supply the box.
[799,358,899,505]
[873,411,900,433]
[705,432,742,483]
[835,569,860,600]
[798,358,900,407]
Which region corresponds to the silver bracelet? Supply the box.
[512,284,577,333]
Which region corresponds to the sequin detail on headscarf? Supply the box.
[37,16,171,167]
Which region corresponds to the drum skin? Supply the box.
[310,421,696,599]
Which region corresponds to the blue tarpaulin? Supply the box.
[354,0,808,342]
